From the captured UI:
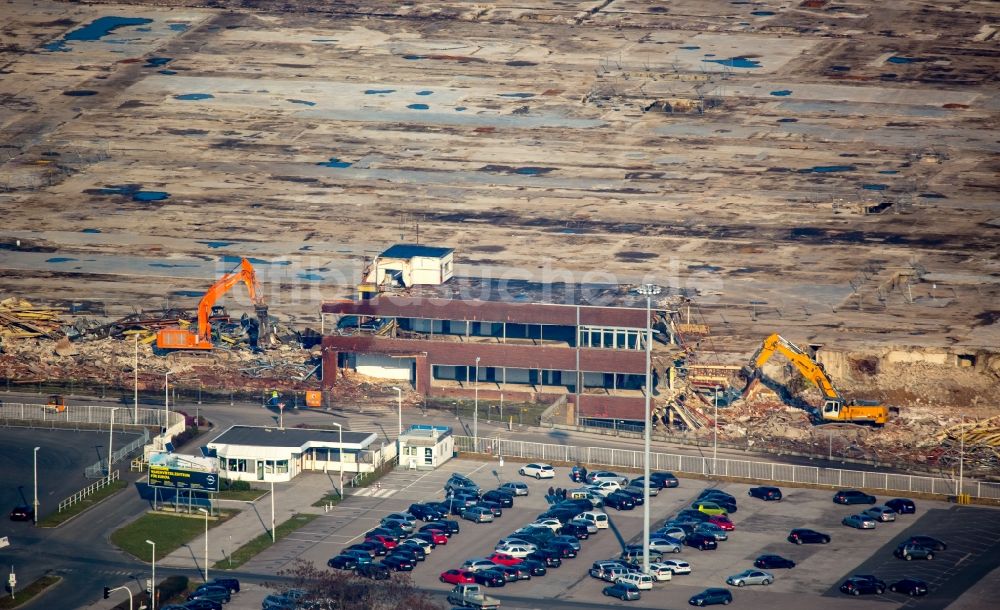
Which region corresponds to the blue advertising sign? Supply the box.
[148,453,220,492]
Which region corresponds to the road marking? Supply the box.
[954,552,971,567]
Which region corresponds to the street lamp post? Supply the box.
[637,283,660,576]
[958,415,965,499]
[392,386,403,437]
[197,508,209,582]
[108,407,118,482]
[330,422,344,498]
[474,357,480,450]
[163,371,173,443]
[270,481,275,543]
[33,446,40,526]
[134,334,139,424]
[713,385,721,476]
[145,539,156,610]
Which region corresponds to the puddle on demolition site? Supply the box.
[287,99,316,106]
[879,170,899,174]
[364,89,395,95]
[132,191,169,201]
[174,93,214,101]
[862,184,888,191]
[777,118,798,123]
[770,90,792,96]
[45,257,78,263]
[63,90,98,96]
[751,11,776,16]
[407,103,429,110]
[197,241,235,248]
[44,16,154,52]
[149,262,198,268]
[222,255,291,266]
[403,55,425,60]
[168,23,189,32]
[144,57,172,67]
[80,228,102,234]
[680,46,700,50]
[499,93,535,98]
[704,57,761,68]
[298,273,323,281]
[887,56,920,64]
[90,183,168,201]
[455,107,467,111]
[799,165,856,173]
[416,90,434,96]
[317,158,352,168]
[172,290,203,297]
[689,264,723,272]
[158,70,177,75]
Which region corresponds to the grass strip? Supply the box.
[0,575,61,609]
[111,513,226,562]
[38,480,128,527]
[215,513,319,570]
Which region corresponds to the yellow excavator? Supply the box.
[744,333,890,426]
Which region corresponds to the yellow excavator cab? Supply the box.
[45,394,67,413]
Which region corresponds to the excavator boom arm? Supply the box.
[751,333,841,401]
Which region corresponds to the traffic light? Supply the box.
[103,586,111,599]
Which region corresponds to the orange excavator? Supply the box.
[156,258,270,350]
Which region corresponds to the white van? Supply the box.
[616,572,654,590]
[576,511,609,529]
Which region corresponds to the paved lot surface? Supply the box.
[217,459,998,610]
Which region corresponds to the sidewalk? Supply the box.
[158,472,336,571]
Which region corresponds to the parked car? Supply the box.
[840,576,885,595]
[676,509,713,523]
[647,537,683,553]
[494,543,535,558]
[366,534,398,549]
[569,518,598,534]
[863,505,897,522]
[904,535,946,551]
[414,530,447,547]
[833,489,877,505]
[616,571,654,590]
[383,511,417,525]
[605,492,636,510]
[656,559,691,575]
[618,487,646,505]
[894,543,935,560]
[492,565,521,583]
[695,522,729,541]
[476,500,503,518]
[382,518,415,534]
[487,552,523,566]
[707,515,734,531]
[546,541,577,558]
[698,489,736,504]
[365,527,401,542]
[590,560,629,582]
[473,569,506,587]
[625,481,659,497]
[688,588,733,606]
[588,471,629,486]
[885,498,917,514]
[520,558,547,576]
[648,563,675,581]
[8,505,33,522]
[388,545,425,562]
[748,486,782,501]
[519,463,556,479]
[356,563,390,580]
[450,493,480,513]
[439,568,477,585]
[560,522,590,539]
[462,506,495,523]
[187,586,230,604]
[482,490,514,507]
[755,554,795,569]
[650,471,680,488]
[696,496,737,513]
[462,558,500,573]
[526,549,562,567]
[499,481,529,496]
[347,541,386,557]
[787,528,830,544]
[408,503,445,521]
[326,555,359,570]
[587,481,623,497]
[621,547,664,563]
[551,535,582,552]
[603,582,641,601]
[685,533,718,550]
[184,600,223,610]
[381,554,414,572]
[422,520,459,535]
[401,537,433,555]
[529,518,563,532]
[889,578,928,596]
[204,578,239,594]
[656,525,690,541]
[424,501,452,517]
[445,473,480,495]
[575,510,609,530]
[726,569,774,587]
[842,514,877,529]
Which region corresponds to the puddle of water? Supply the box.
[63,90,98,96]
[80,228,102,234]
[704,57,761,68]
[174,93,214,100]
[312,38,337,43]
[173,290,203,297]
[499,93,535,98]
[561,229,579,234]
[197,241,235,248]
[688,264,723,272]
[506,60,537,67]
[416,90,434,96]
[515,167,552,175]
[403,55,425,60]
[407,103,429,110]
[222,255,291,266]
[830,65,851,72]
[94,185,139,196]
[169,23,189,32]
[878,170,899,175]
[679,46,700,50]
[149,262,198,268]
[800,165,855,173]
[298,273,323,281]
[770,90,792,96]
[920,192,947,199]
[144,57,172,67]
[751,11,776,16]
[455,107,467,112]
[133,191,169,201]
[44,16,154,52]
[158,70,177,75]
[862,184,888,191]
[46,257,77,263]
[287,99,316,106]
[777,118,798,123]
[317,158,352,168]
[299,245,314,251]
[703,53,716,57]
[136,27,151,32]
[364,89,395,95]
[887,56,919,64]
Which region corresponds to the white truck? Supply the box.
[447,584,500,610]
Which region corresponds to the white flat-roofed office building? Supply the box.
[207,425,385,483]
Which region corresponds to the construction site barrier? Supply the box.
[57,470,120,512]
[455,436,1000,501]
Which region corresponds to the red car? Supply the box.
[439,569,477,585]
[488,552,524,567]
[365,534,398,549]
[708,515,735,531]
[421,529,449,545]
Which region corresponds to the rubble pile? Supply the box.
[0,297,64,340]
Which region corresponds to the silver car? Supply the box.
[862,505,897,522]
[726,569,774,587]
[462,506,495,523]
[842,514,877,529]
[648,537,683,553]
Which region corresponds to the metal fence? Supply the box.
[84,429,151,478]
[455,435,1000,501]
[57,470,120,512]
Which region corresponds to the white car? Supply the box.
[648,563,676,581]
[587,481,621,497]
[588,471,629,486]
[494,543,535,558]
[382,512,416,524]
[648,537,683,553]
[656,526,687,541]
[528,518,563,532]
[519,463,556,479]
[615,571,654,590]
[656,559,691,575]
[401,538,432,554]
[462,558,499,572]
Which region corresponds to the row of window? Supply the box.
[222,458,288,474]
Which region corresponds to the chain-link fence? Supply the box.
[455,435,1000,501]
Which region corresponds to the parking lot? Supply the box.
[231,458,999,609]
